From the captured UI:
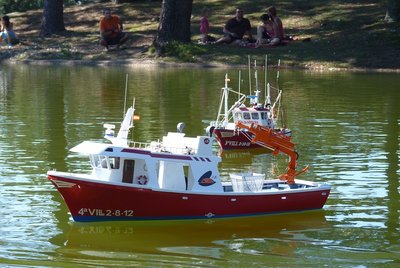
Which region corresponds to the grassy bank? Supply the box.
[1,0,399,71]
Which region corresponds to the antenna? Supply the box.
[131,97,136,141]
[264,55,268,100]
[123,74,129,116]
[254,60,258,93]
[224,74,229,126]
[238,70,241,101]
[276,59,281,87]
[248,55,251,95]
[276,59,283,127]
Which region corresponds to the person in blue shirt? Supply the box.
[0,16,19,47]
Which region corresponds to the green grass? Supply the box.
[2,0,399,70]
[189,0,400,69]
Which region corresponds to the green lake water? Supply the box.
[0,64,399,267]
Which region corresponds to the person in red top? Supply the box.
[99,8,128,50]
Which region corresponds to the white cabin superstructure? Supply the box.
[70,131,223,193]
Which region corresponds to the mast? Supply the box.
[266,83,271,106]
[275,59,283,127]
[238,70,241,101]
[264,55,268,100]
[254,60,259,105]
[223,74,229,126]
[123,74,129,117]
[213,73,246,128]
[265,55,271,106]
[248,55,251,96]
[276,59,281,86]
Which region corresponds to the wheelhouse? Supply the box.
[233,106,274,129]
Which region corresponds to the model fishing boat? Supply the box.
[207,59,291,151]
[48,102,330,222]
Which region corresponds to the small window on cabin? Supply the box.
[109,157,120,169]
[243,112,251,119]
[261,112,267,119]
[236,112,242,120]
[251,113,259,119]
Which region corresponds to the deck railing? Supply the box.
[129,141,198,155]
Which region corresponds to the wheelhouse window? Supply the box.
[243,112,251,120]
[251,112,259,119]
[91,155,102,168]
[90,155,120,169]
[234,112,242,120]
[261,112,267,119]
[109,157,120,169]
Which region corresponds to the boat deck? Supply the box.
[221,179,322,193]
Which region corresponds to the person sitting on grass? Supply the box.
[99,8,128,51]
[255,14,275,47]
[215,7,253,45]
[199,7,215,44]
[267,6,284,46]
[0,15,19,48]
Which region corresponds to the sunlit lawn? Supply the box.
[2,0,399,70]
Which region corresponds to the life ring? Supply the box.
[137,175,148,185]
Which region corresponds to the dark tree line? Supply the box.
[0,0,79,14]
[40,0,65,36]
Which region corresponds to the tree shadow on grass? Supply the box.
[5,0,400,69]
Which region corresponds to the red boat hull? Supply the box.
[213,129,261,150]
[213,129,291,150]
[48,174,330,222]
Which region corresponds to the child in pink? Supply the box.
[200,7,210,43]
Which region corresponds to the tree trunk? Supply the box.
[155,0,193,55]
[40,0,66,36]
[385,0,400,22]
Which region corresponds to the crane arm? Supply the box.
[236,122,308,184]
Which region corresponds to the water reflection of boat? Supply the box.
[220,148,272,162]
[64,211,329,255]
[219,148,277,172]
